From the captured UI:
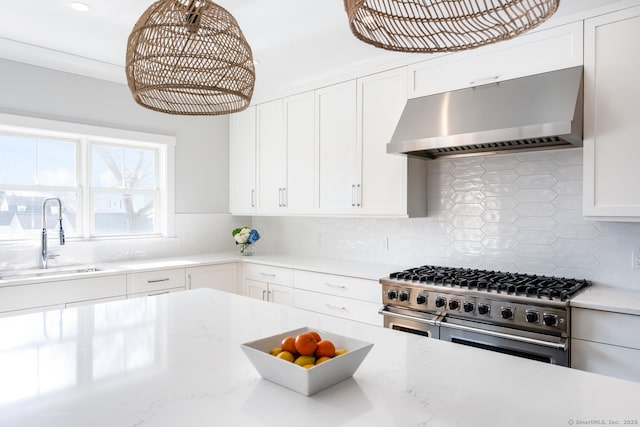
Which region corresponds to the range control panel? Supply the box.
[381,284,568,335]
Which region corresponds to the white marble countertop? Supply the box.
[2,251,639,316]
[0,252,408,288]
[570,285,640,315]
[0,289,638,427]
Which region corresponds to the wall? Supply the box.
[253,148,640,290]
[0,59,244,267]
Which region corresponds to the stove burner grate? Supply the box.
[389,265,589,301]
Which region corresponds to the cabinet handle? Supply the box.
[267,290,272,301]
[324,283,347,289]
[187,274,192,289]
[356,183,361,207]
[251,189,255,208]
[469,75,500,86]
[282,187,287,208]
[326,303,347,311]
[262,290,266,301]
[278,188,283,207]
[147,278,170,283]
[351,184,356,207]
[260,272,277,277]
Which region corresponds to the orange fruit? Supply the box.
[295,332,318,356]
[281,336,297,355]
[315,340,336,358]
[309,331,322,342]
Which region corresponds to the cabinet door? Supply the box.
[229,106,257,214]
[246,278,268,301]
[316,80,359,213]
[257,99,286,213]
[408,21,583,98]
[358,68,410,215]
[268,283,293,306]
[583,6,640,219]
[187,263,238,294]
[284,91,316,214]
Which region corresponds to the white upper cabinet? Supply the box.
[357,67,428,217]
[583,6,640,220]
[408,21,583,99]
[284,91,316,214]
[229,106,257,214]
[255,93,315,215]
[315,80,360,214]
[257,99,286,213]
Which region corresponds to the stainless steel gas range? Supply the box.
[379,265,590,366]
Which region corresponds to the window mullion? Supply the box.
[81,137,90,239]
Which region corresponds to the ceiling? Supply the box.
[0,0,625,103]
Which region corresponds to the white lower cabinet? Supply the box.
[293,270,382,326]
[126,268,186,296]
[0,274,127,316]
[571,308,640,382]
[186,263,239,294]
[244,263,294,306]
[246,279,293,306]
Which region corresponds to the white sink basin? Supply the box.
[0,266,102,281]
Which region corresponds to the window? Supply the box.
[0,114,175,241]
[91,144,158,236]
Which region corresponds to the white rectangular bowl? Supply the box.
[241,326,373,396]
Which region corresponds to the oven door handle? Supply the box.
[378,306,440,326]
[441,321,568,351]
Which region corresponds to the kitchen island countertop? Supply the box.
[0,289,637,427]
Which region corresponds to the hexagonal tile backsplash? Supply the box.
[253,148,640,289]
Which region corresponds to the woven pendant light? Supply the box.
[126,0,255,115]
[344,0,560,53]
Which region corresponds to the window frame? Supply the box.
[0,113,176,242]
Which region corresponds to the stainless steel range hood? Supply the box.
[388,66,583,159]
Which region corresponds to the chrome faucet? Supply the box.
[41,198,65,269]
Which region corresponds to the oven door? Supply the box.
[379,305,442,339]
[439,316,569,366]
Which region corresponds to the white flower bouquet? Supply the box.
[232,227,260,255]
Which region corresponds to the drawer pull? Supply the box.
[147,278,170,283]
[259,272,277,277]
[469,75,500,86]
[324,283,347,289]
[326,303,347,311]
[148,291,170,296]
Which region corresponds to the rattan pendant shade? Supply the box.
[344,0,559,53]
[126,0,255,115]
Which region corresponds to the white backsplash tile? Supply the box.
[252,148,640,290]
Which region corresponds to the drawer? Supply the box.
[127,287,185,299]
[293,288,382,326]
[126,268,186,295]
[571,338,640,383]
[0,275,127,313]
[293,270,380,304]
[572,308,640,349]
[244,263,293,286]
